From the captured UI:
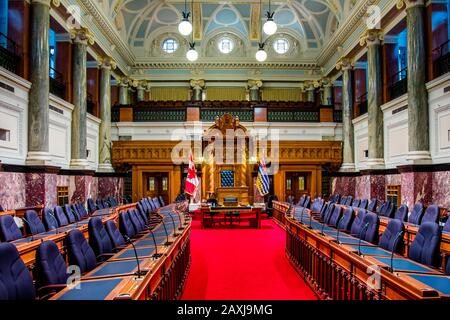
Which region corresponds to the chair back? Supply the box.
[42,208,58,231]
[328,206,342,227]
[159,196,166,207]
[35,240,68,288]
[119,211,136,239]
[324,203,335,224]
[339,207,355,231]
[105,220,126,248]
[408,222,441,267]
[0,243,35,300]
[351,199,360,207]
[367,199,377,212]
[345,196,353,206]
[379,219,405,253]
[408,202,424,225]
[0,215,22,242]
[361,212,379,244]
[351,209,368,237]
[87,198,97,214]
[64,204,77,223]
[359,199,368,209]
[88,217,114,256]
[65,229,97,274]
[54,206,69,227]
[24,210,46,235]
[394,205,409,222]
[421,205,439,224]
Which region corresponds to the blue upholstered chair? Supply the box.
[350,209,367,237]
[24,210,46,235]
[324,204,335,224]
[330,194,340,204]
[87,198,97,214]
[338,207,355,232]
[384,202,396,218]
[96,199,105,209]
[408,202,424,225]
[376,201,386,214]
[42,208,58,231]
[64,204,77,223]
[152,197,161,209]
[76,202,88,218]
[129,209,146,234]
[303,196,311,209]
[0,215,22,242]
[159,196,166,207]
[345,196,353,206]
[328,206,342,227]
[351,199,360,208]
[119,211,137,239]
[35,240,68,294]
[0,243,35,300]
[319,203,329,221]
[394,205,409,222]
[296,196,305,206]
[359,199,368,209]
[339,196,347,205]
[65,229,97,274]
[444,218,450,233]
[360,212,379,244]
[88,217,114,258]
[54,206,69,227]
[421,205,440,224]
[379,219,405,253]
[147,198,156,211]
[408,222,441,268]
[105,220,126,248]
[137,202,147,221]
[367,199,377,212]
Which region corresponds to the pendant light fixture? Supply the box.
[186,0,198,62]
[263,0,277,36]
[255,0,268,62]
[178,0,192,36]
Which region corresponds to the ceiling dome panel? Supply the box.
[274,9,296,26]
[214,8,238,26]
[156,8,179,24]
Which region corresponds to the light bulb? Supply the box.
[178,19,192,36]
[263,19,277,36]
[255,49,267,62]
[186,48,198,61]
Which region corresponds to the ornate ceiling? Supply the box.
[95,0,358,66]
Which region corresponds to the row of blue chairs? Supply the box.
[0,198,180,300]
[297,199,449,274]
[329,194,443,227]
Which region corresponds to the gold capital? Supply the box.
[190,79,205,89]
[360,29,384,47]
[70,27,95,46]
[336,57,354,71]
[99,56,116,70]
[397,0,425,9]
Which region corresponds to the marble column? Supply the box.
[248,80,262,101]
[322,79,333,106]
[119,79,129,105]
[98,57,116,172]
[136,81,146,102]
[337,58,355,171]
[361,29,385,168]
[26,0,59,165]
[190,79,205,101]
[398,0,431,163]
[70,27,94,169]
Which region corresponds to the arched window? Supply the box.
[273,38,290,54]
[162,38,178,54]
[218,37,234,54]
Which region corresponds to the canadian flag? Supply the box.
[185,151,199,196]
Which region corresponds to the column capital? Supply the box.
[190,79,205,89]
[137,80,150,90]
[31,0,60,7]
[119,77,130,87]
[320,78,333,88]
[98,56,116,70]
[396,0,425,9]
[70,27,95,46]
[359,29,384,47]
[303,81,316,91]
[247,79,262,90]
[336,57,354,71]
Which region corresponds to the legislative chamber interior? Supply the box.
[0,0,449,301]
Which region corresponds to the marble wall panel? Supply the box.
[432,171,450,210]
[0,172,26,210]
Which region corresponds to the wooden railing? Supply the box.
[356,92,368,117]
[389,68,408,100]
[433,40,450,79]
[49,67,66,100]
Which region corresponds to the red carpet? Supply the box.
[181,219,317,300]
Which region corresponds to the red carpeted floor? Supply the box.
[181,218,317,300]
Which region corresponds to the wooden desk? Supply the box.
[51,220,191,300]
[200,205,262,229]
[277,202,448,300]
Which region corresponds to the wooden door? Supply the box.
[285,172,310,203]
[144,172,169,205]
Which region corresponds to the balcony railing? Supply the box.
[389,68,408,100]
[111,100,341,123]
[87,92,95,115]
[0,32,20,74]
[433,40,449,78]
[49,67,66,99]
[356,92,368,117]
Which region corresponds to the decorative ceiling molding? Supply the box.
[131,61,320,70]
[317,0,377,66]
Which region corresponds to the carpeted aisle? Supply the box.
[181,219,317,300]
